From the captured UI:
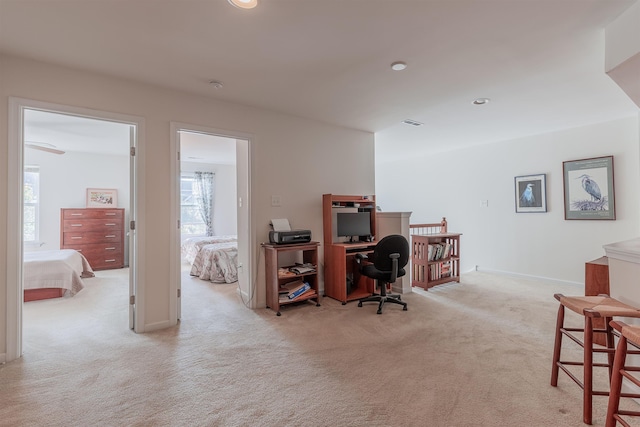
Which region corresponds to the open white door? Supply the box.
[128,125,137,329]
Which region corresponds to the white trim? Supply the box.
[169,122,254,322]
[6,97,146,361]
[604,238,640,264]
[473,266,583,288]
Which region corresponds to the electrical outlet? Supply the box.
[480,200,489,208]
[271,195,282,207]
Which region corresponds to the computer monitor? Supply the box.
[336,211,371,242]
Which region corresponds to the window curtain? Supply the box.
[194,171,215,236]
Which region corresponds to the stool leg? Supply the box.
[551,303,565,387]
[605,316,615,381]
[584,315,594,425]
[606,335,627,427]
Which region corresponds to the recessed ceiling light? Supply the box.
[391,61,407,71]
[209,80,223,89]
[473,98,490,105]
[402,119,423,126]
[228,0,258,9]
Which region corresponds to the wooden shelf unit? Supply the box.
[411,219,461,290]
[263,242,321,316]
[322,194,377,304]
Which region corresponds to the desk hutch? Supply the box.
[322,194,377,303]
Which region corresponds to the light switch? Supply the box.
[480,200,489,208]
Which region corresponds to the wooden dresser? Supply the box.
[60,208,125,270]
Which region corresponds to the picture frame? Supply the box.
[515,174,547,213]
[86,188,118,208]
[562,156,615,220]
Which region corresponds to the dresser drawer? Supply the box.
[63,231,122,245]
[63,219,123,233]
[62,243,124,270]
[63,208,123,220]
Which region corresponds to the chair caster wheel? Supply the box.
[377,309,382,314]
[403,306,408,311]
[276,312,281,316]
[358,302,363,307]
[342,302,346,305]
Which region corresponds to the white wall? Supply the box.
[181,161,237,237]
[24,149,130,254]
[0,54,375,358]
[376,115,640,283]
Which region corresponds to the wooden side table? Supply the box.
[585,256,610,345]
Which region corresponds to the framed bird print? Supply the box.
[563,156,615,220]
[515,174,547,213]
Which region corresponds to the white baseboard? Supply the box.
[473,266,583,288]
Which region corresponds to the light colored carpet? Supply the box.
[1,269,639,426]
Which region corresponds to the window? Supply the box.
[181,174,207,236]
[24,166,40,242]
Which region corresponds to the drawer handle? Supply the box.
[105,235,116,238]
[71,237,83,240]
[105,259,116,262]
[105,247,116,250]
[71,224,83,227]
[70,213,83,216]
[105,223,116,226]
[105,213,116,216]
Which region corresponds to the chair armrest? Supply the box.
[389,253,400,283]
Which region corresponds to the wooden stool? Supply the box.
[551,294,640,424]
[606,321,640,427]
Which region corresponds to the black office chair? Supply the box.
[355,234,409,314]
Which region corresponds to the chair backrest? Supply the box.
[371,234,410,273]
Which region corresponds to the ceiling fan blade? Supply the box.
[25,144,65,155]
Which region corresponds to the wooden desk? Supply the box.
[585,256,610,346]
[324,242,376,304]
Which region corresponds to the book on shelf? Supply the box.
[281,288,316,303]
[278,267,297,278]
[287,282,311,299]
[278,280,311,301]
[288,262,316,275]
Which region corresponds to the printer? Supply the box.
[269,229,312,245]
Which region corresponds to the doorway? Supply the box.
[6,98,144,362]
[170,123,252,320]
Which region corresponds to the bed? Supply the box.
[23,249,95,302]
[181,235,237,265]
[182,236,238,284]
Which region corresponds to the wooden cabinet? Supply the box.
[322,194,377,303]
[585,256,610,346]
[263,242,320,316]
[411,227,461,290]
[60,208,125,270]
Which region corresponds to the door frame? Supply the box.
[169,122,254,319]
[6,97,146,362]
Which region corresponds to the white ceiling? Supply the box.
[23,109,237,164]
[2,0,638,163]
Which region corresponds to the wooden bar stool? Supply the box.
[550,294,640,424]
[606,320,640,427]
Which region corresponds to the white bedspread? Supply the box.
[24,249,95,296]
[181,235,237,264]
[189,241,238,283]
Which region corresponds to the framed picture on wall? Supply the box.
[514,174,547,213]
[86,188,118,208]
[562,156,615,220]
